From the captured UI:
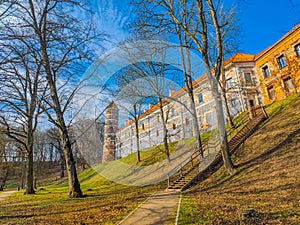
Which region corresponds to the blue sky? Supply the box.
[90,0,300,56]
[236,0,300,54]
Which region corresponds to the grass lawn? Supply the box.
[179,93,300,224]
[2,94,299,224]
[0,168,164,225]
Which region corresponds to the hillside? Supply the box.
[179,94,300,224]
[1,94,299,224]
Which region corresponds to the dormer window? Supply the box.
[262,65,270,78]
[277,55,287,68]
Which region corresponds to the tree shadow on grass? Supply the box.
[187,127,300,193]
[235,127,300,169]
[0,215,33,220]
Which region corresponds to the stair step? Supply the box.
[168,110,266,189]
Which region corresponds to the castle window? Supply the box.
[267,86,276,101]
[262,65,270,78]
[226,78,233,89]
[141,123,145,130]
[231,100,237,108]
[277,55,287,68]
[295,44,300,57]
[157,115,160,122]
[244,72,253,85]
[283,77,296,93]
[156,129,159,136]
[198,93,204,104]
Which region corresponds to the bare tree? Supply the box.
[196,0,234,174]
[0,0,105,197]
[131,0,204,155]
[0,34,45,193]
[46,128,66,178]
[130,0,236,174]
[114,72,147,163]
[118,61,180,162]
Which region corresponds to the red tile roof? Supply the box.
[224,53,255,66]
[107,101,118,109]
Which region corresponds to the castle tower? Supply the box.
[102,101,119,162]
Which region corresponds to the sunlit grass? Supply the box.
[265,93,300,118]
[0,167,161,225]
[179,93,300,224]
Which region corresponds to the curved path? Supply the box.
[0,190,16,201]
[118,190,180,225]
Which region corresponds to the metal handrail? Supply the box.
[167,136,221,186]
[167,108,257,188]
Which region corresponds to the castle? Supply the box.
[102,23,300,162]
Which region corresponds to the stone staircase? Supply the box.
[167,106,268,191]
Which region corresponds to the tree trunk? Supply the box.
[206,69,234,174]
[134,120,141,163]
[25,151,35,194]
[190,98,203,156]
[60,159,65,178]
[176,26,203,155]
[196,0,234,174]
[1,170,9,190]
[158,97,170,162]
[25,116,35,195]
[60,130,82,198]
[20,154,26,189]
[34,176,37,190]
[133,105,141,163]
[37,32,83,197]
[222,91,235,128]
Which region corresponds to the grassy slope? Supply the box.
[119,130,213,166]
[179,93,300,224]
[1,94,299,224]
[0,119,199,225]
[0,167,164,225]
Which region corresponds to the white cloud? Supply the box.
[90,0,131,48]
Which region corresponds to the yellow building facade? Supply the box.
[255,23,300,105]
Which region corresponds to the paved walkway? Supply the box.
[119,190,180,225]
[0,190,16,201]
